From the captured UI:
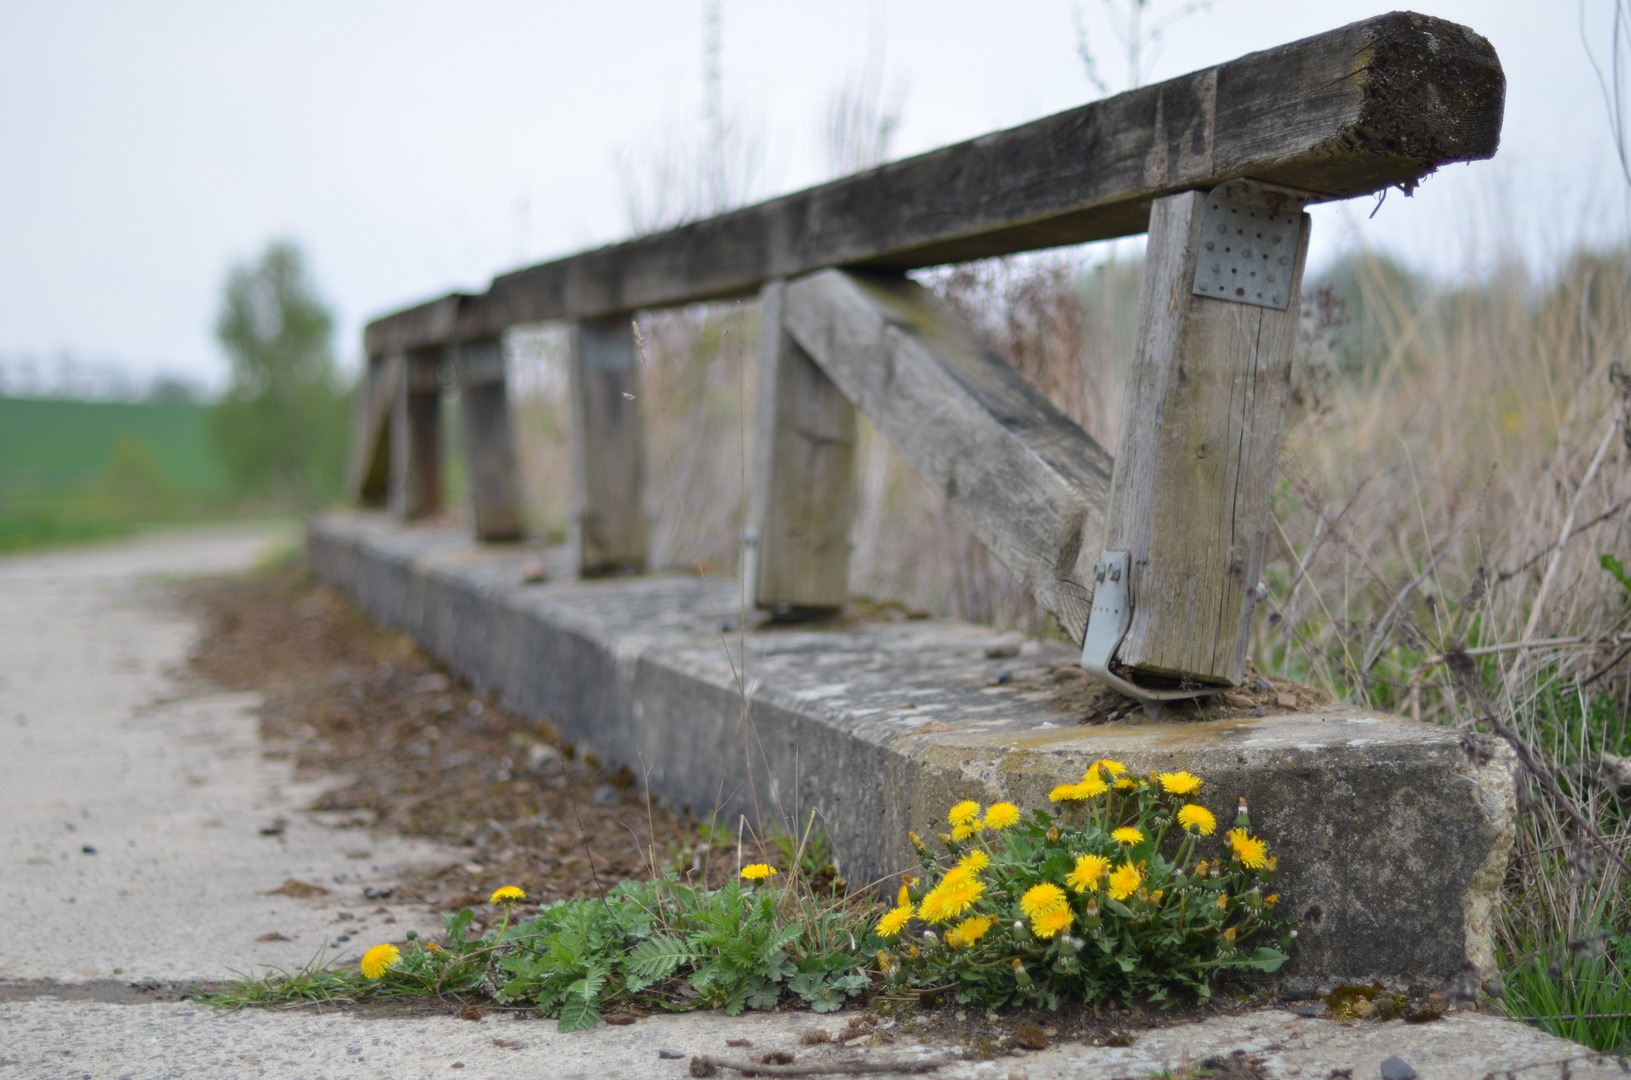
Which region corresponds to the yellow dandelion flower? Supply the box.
[1019,882,1068,918]
[489,886,527,904]
[1264,893,1280,907]
[1049,782,1085,803]
[740,863,778,881]
[1157,771,1202,795]
[424,941,445,955]
[876,950,894,973]
[1193,860,1208,877]
[1066,853,1110,893]
[897,883,912,907]
[1227,829,1268,870]
[1107,862,1143,901]
[1114,777,1138,790]
[1046,827,1060,843]
[876,903,914,938]
[1031,905,1075,940]
[1177,804,1217,835]
[1111,826,1145,845]
[951,823,977,842]
[920,874,984,924]
[982,802,1021,830]
[359,943,400,980]
[947,914,992,948]
[1076,772,1109,799]
[1265,856,1278,873]
[1095,759,1127,776]
[1150,889,1164,904]
[948,800,982,827]
[958,849,990,873]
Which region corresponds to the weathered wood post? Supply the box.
[389,347,444,520]
[454,337,525,541]
[347,353,399,507]
[746,281,858,616]
[1083,181,1311,693]
[568,316,647,574]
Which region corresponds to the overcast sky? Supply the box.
[1,1,1626,389]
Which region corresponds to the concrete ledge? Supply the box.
[307,513,1515,991]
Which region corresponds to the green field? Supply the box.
[0,396,229,551]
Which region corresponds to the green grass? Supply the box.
[0,396,229,552]
[1502,931,1631,1054]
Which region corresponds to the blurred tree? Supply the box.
[209,240,349,504]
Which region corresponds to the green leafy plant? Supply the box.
[875,763,1293,1009]
[497,876,871,1029]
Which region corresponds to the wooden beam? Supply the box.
[389,348,444,520]
[366,12,1502,354]
[1101,183,1312,686]
[568,317,647,574]
[347,353,399,506]
[747,281,857,615]
[454,338,525,541]
[781,270,1113,643]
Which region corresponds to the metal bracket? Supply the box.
[1080,550,1217,716]
[1191,180,1312,311]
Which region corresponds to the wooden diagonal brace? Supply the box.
[781,270,1113,643]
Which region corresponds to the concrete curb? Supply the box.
[307,513,1516,991]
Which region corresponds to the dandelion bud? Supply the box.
[1210,864,1221,879]
[1223,927,1236,944]
[876,950,894,973]
[1084,900,1099,919]
[1216,892,1229,912]
[405,929,419,940]
[1234,796,1250,830]
[1047,827,1060,843]
[906,944,920,958]
[908,831,926,852]
[1150,890,1164,905]
[1013,920,1026,935]
[936,832,953,847]
[1288,929,1298,939]
[922,930,938,945]
[1193,860,1208,877]
[1265,856,1278,873]
[1012,958,1032,984]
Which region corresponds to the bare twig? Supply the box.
[1503,418,1620,698]
[1446,648,1631,878]
[1362,522,1468,672]
[691,1054,955,1077]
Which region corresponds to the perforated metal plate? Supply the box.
[1191,180,1310,310]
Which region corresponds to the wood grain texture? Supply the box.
[1103,189,1310,685]
[366,12,1502,354]
[454,338,524,541]
[347,354,400,506]
[568,317,648,574]
[388,349,444,520]
[748,281,857,614]
[782,270,1113,643]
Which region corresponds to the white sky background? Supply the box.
[0,1,1626,390]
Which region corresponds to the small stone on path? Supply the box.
[1380,1055,1417,1080]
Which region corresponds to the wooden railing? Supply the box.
[348,12,1504,700]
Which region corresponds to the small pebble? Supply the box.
[982,633,1023,659]
[81,845,96,855]
[658,1049,685,1060]
[334,935,350,943]
[1380,1056,1416,1080]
